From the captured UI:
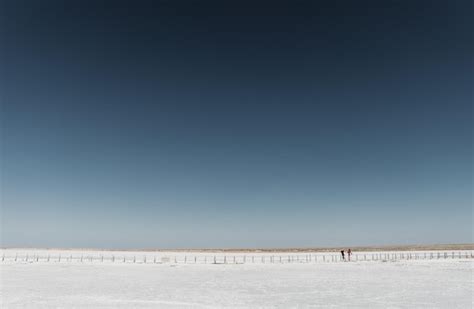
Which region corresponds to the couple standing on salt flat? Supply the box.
[340,249,352,261]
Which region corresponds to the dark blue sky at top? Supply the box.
[1,0,472,248]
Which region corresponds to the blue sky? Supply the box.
[1,0,472,248]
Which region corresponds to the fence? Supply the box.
[1,251,473,265]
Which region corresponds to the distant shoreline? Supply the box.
[2,243,473,252]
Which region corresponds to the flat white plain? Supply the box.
[1,249,472,308]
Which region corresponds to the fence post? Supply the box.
[214,256,216,264]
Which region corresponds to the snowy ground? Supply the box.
[1,250,473,308]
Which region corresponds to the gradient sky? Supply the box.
[1,0,472,249]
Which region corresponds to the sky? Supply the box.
[1,0,472,249]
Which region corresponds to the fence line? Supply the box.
[1,251,473,265]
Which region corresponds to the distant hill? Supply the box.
[7,243,472,252]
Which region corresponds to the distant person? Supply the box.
[348,249,352,261]
[340,250,345,261]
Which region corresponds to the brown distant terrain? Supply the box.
[143,243,474,253]
[8,243,473,252]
